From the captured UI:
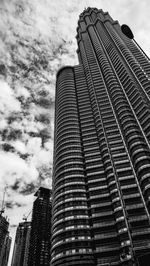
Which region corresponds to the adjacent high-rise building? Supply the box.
[52,7,150,266]
[27,187,52,266]
[0,233,11,266]
[0,213,11,265]
[11,221,31,266]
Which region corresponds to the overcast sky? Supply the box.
[0,0,150,265]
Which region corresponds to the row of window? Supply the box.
[51,248,93,261]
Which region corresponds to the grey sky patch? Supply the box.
[10,224,17,228]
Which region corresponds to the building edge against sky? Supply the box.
[52,7,150,266]
[0,213,11,266]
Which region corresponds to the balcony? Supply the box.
[94,231,118,239]
[126,203,144,210]
[132,228,150,237]
[91,210,113,218]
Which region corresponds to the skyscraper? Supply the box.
[0,233,11,266]
[0,213,10,265]
[27,187,52,266]
[11,221,31,266]
[2,234,11,266]
[52,7,150,266]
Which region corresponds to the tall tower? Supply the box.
[52,7,150,266]
[11,221,31,266]
[27,187,52,266]
[1,234,12,266]
[0,213,10,265]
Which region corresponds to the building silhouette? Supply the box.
[11,221,31,266]
[52,7,150,266]
[0,214,9,257]
[27,187,52,266]
[1,234,11,266]
[2,234,11,266]
[0,214,11,265]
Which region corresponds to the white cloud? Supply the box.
[11,140,27,154]
[44,139,53,151]
[15,85,30,99]
[33,149,53,166]
[26,137,42,154]
[0,80,21,115]
[0,151,38,188]
[0,119,7,131]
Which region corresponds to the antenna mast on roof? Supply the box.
[23,210,32,222]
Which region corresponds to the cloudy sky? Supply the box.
[0,0,150,264]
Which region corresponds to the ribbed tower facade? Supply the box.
[52,7,150,266]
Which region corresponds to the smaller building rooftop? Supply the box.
[34,187,52,198]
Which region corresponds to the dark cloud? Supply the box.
[10,180,20,191]
[6,201,24,209]
[19,153,29,160]
[19,182,37,195]
[0,64,7,76]
[2,128,22,141]
[2,143,15,152]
